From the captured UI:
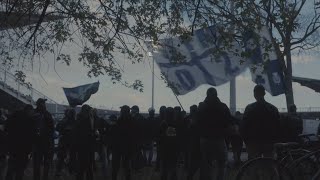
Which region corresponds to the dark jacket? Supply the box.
[240,100,280,143]
[159,120,179,159]
[6,110,34,154]
[280,113,303,142]
[111,115,136,152]
[56,116,75,146]
[72,113,95,150]
[33,108,54,149]
[198,97,232,138]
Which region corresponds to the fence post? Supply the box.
[17,82,20,99]
[4,69,7,89]
[31,88,34,104]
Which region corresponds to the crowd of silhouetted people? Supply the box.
[0,85,304,180]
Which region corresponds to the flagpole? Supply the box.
[230,0,236,114]
[148,51,155,110]
[152,52,155,110]
[173,91,185,112]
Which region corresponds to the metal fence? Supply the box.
[0,67,60,113]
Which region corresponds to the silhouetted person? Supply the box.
[280,104,303,142]
[155,106,166,171]
[112,105,135,180]
[160,107,179,180]
[130,105,145,170]
[32,98,54,180]
[92,109,108,176]
[227,111,243,166]
[198,88,232,180]
[143,108,155,166]
[186,105,201,180]
[72,105,95,180]
[0,110,7,180]
[55,109,76,176]
[105,115,117,163]
[174,106,188,168]
[5,105,34,180]
[240,85,280,159]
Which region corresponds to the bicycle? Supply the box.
[235,134,319,180]
[287,147,320,180]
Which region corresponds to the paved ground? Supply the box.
[0,152,248,180]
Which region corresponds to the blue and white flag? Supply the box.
[247,27,285,96]
[63,82,100,107]
[146,26,285,96]
[146,26,250,95]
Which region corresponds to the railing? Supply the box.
[236,107,320,113]
[0,67,59,112]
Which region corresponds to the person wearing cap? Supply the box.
[5,105,34,180]
[198,87,232,180]
[32,98,54,180]
[240,85,280,159]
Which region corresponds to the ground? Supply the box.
[16,152,247,180]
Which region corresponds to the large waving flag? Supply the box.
[247,27,285,96]
[146,26,251,95]
[146,26,285,96]
[63,82,100,107]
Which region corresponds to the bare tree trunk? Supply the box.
[284,48,294,111]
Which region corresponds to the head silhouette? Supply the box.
[207,87,217,98]
[159,106,166,118]
[120,105,130,116]
[190,105,198,115]
[254,85,265,101]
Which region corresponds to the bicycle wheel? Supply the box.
[279,149,311,168]
[288,149,320,180]
[236,157,293,180]
[311,168,320,180]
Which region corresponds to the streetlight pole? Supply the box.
[148,51,155,110]
[230,0,236,114]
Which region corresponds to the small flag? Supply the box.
[63,82,100,107]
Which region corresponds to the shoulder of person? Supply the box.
[244,102,256,112]
[265,102,279,113]
[220,102,230,111]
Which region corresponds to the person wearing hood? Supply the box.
[198,88,232,180]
